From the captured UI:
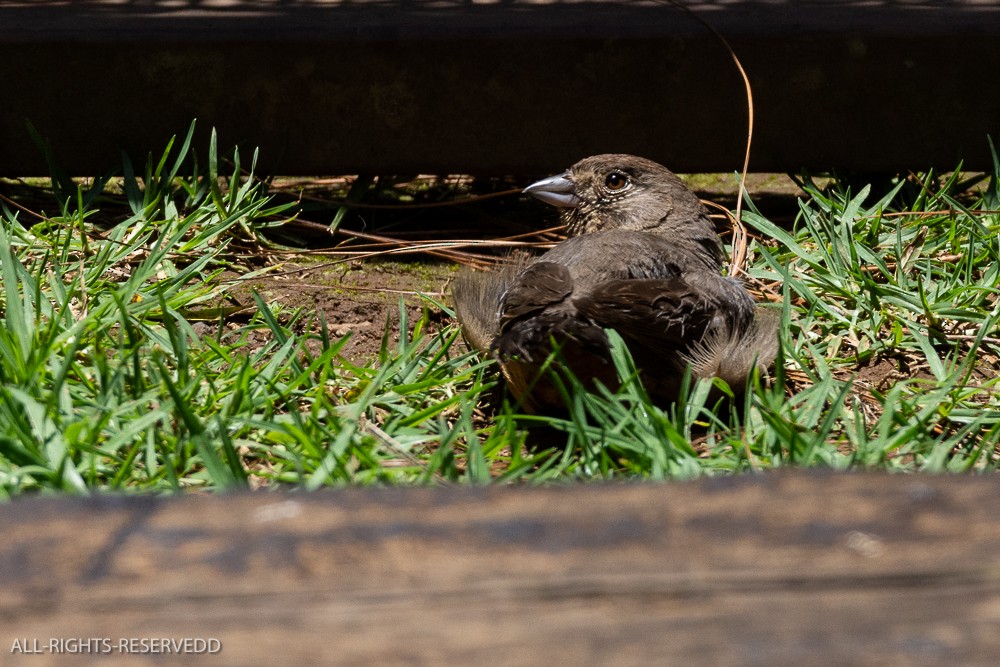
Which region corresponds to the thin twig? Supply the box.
[360,418,451,486]
[935,332,1000,347]
[273,184,523,210]
[280,218,559,268]
[662,0,754,277]
[858,254,964,274]
[880,208,1000,218]
[0,191,52,221]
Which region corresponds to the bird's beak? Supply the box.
[523,171,580,208]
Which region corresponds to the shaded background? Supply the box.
[2,0,999,175]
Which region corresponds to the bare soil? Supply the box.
[225,258,460,363]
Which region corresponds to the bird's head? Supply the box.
[524,154,715,240]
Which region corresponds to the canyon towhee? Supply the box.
[454,154,778,413]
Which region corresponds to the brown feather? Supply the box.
[451,154,779,413]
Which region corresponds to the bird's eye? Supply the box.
[604,172,629,191]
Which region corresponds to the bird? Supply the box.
[453,154,778,413]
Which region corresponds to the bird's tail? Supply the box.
[452,264,519,353]
[685,308,780,392]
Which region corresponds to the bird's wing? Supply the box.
[575,277,719,349]
[498,261,574,324]
[494,261,614,361]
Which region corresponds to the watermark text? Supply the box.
[10,637,222,656]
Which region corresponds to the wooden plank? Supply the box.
[1,1,998,175]
[3,472,1000,665]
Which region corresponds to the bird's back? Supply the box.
[487,230,765,410]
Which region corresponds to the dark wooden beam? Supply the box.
[1,1,999,175]
[4,472,1000,663]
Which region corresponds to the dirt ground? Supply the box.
[238,257,459,361]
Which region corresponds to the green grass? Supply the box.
[1,124,999,495]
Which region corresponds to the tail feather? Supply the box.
[685,308,780,390]
[453,263,522,353]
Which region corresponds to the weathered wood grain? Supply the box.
[3,472,1000,665]
[1,1,998,175]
